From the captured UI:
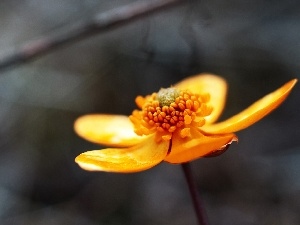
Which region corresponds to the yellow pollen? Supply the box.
[129,88,212,139]
[184,115,192,125]
[180,128,191,138]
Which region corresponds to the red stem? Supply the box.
[181,162,209,225]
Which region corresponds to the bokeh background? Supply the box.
[0,0,299,224]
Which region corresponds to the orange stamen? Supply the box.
[129,89,212,140]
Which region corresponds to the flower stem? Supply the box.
[181,162,209,225]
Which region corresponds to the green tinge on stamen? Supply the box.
[156,88,180,107]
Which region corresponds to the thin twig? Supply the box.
[0,0,185,71]
[182,162,209,225]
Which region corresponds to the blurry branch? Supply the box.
[0,0,185,71]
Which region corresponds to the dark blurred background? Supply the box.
[0,0,299,224]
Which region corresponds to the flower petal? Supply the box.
[202,79,297,134]
[164,131,237,164]
[175,74,227,124]
[75,135,169,173]
[74,114,145,147]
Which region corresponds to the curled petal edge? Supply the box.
[75,135,169,173]
[202,79,297,134]
[164,132,237,164]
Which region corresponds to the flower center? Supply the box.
[156,88,180,107]
[129,87,212,141]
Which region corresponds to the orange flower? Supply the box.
[74,74,297,172]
